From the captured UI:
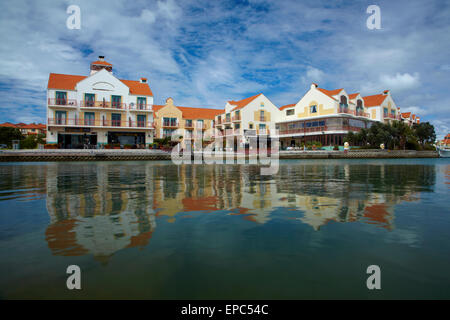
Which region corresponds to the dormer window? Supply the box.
[286,109,294,116]
[310,105,317,113]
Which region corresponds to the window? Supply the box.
[226,113,231,122]
[384,108,388,116]
[249,124,253,129]
[84,112,95,126]
[310,105,317,113]
[260,110,265,121]
[163,117,177,127]
[235,123,240,129]
[137,115,146,127]
[197,119,204,128]
[85,93,95,107]
[260,102,264,107]
[163,128,176,138]
[111,95,122,108]
[286,109,294,116]
[112,113,121,126]
[185,119,193,127]
[55,91,67,105]
[259,124,266,129]
[137,97,147,110]
[55,111,66,125]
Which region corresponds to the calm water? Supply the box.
[0,159,449,299]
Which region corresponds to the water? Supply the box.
[0,159,449,299]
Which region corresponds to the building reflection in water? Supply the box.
[44,162,436,260]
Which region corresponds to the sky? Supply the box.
[0,0,449,139]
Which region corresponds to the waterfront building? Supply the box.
[213,93,282,147]
[152,97,223,144]
[273,83,377,148]
[362,90,401,124]
[400,112,420,126]
[0,122,46,135]
[46,56,155,148]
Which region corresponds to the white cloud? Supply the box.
[140,9,156,24]
[301,66,324,84]
[379,72,420,92]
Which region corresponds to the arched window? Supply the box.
[357,99,363,109]
[340,96,347,105]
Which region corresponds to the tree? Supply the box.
[0,127,24,147]
[413,122,436,146]
[20,135,38,149]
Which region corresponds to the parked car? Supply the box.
[0,144,7,149]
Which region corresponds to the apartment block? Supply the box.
[46,56,155,148]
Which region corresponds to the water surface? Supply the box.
[0,159,449,299]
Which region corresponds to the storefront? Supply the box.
[107,132,145,146]
[57,128,97,149]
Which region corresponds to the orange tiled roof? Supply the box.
[362,93,388,107]
[0,122,17,128]
[152,104,224,119]
[91,60,113,66]
[48,73,87,90]
[317,87,343,99]
[120,79,153,96]
[228,93,262,111]
[412,114,416,120]
[401,112,411,118]
[47,73,153,96]
[279,103,296,111]
[348,93,359,99]
[178,106,224,119]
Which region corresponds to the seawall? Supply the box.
[0,149,440,162]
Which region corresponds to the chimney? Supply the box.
[383,90,389,95]
[140,77,147,84]
[311,83,318,89]
[98,55,105,61]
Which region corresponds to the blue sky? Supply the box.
[0,0,449,138]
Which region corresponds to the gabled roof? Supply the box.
[362,93,388,107]
[47,73,153,96]
[228,93,262,111]
[279,103,296,111]
[348,93,359,99]
[317,88,343,99]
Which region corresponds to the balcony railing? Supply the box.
[48,118,154,128]
[48,98,78,106]
[338,107,355,115]
[80,100,127,110]
[278,126,328,135]
[129,103,152,111]
[384,113,399,119]
[232,116,241,121]
[185,122,194,128]
[162,122,178,127]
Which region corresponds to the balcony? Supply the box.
[384,113,399,120]
[162,122,178,128]
[232,115,241,122]
[48,98,78,107]
[355,110,370,118]
[338,107,355,115]
[185,122,194,128]
[80,100,127,110]
[129,103,153,112]
[48,118,155,129]
[278,126,328,135]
